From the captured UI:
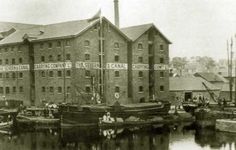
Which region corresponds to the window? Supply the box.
[5,87,10,94]
[84,40,90,47]
[6,73,9,78]
[114,42,119,48]
[85,70,90,78]
[57,41,61,47]
[12,72,16,78]
[5,48,8,52]
[49,55,53,61]
[19,58,23,64]
[85,54,90,60]
[41,56,45,62]
[160,58,164,64]
[58,87,62,93]
[160,44,164,50]
[57,71,62,77]
[114,55,119,62]
[66,70,71,77]
[19,86,23,92]
[160,85,164,92]
[0,48,2,53]
[65,40,70,46]
[57,55,62,61]
[5,59,8,65]
[115,71,120,77]
[138,43,143,49]
[160,71,164,78]
[11,47,14,52]
[42,87,46,92]
[115,86,120,93]
[138,71,143,77]
[12,58,15,65]
[0,87,3,94]
[67,86,71,93]
[19,72,23,78]
[48,43,52,48]
[41,71,45,77]
[66,54,71,60]
[139,86,144,92]
[0,59,2,65]
[0,73,2,78]
[138,57,143,63]
[49,71,54,77]
[49,87,54,93]
[40,43,44,49]
[85,86,91,93]
[12,87,16,93]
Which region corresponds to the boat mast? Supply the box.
[63,40,66,103]
[99,16,104,103]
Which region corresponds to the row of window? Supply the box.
[137,57,165,64]
[0,46,23,53]
[41,86,71,93]
[40,70,71,77]
[0,58,23,65]
[137,43,164,51]
[0,72,23,79]
[0,86,24,94]
[137,85,165,92]
[41,54,71,62]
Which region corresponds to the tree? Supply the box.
[171,57,188,76]
[196,56,216,72]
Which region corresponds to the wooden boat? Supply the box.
[182,101,198,113]
[0,109,17,129]
[216,119,236,133]
[59,101,171,124]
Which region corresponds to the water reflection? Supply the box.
[0,123,236,150]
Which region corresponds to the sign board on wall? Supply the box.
[0,65,30,72]
[34,62,72,70]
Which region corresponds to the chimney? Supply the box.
[114,0,120,28]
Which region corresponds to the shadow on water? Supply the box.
[0,122,236,150]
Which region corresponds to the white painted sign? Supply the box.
[75,62,100,69]
[106,63,127,70]
[34,62,72,70]
[132,64,149,70]
[0,65,30,72]
[154,64,169,70]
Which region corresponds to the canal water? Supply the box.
[0,123,235,150]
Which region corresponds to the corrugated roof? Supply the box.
[0,18,100,45]
[194,72,228,83]
[170,77,220,91]
[120,23,171,43]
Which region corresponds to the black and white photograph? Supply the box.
[0,0,235,149]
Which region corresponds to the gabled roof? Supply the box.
[194,72,228,83]
[120,23,171,44]
[0,17,130,46]
[170,77,220,91]
[0,22,40,32]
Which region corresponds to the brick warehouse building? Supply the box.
[0,17,171,106]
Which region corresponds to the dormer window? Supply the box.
[114,42,119,48]
[84,40,90,47]
[160,44,164,51]
[138,43,143,49]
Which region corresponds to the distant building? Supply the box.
[169,77,220,104]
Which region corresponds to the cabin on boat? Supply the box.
[169,77,221,105]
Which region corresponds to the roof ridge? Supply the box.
[121,23,153,29]
[44,18,91,26]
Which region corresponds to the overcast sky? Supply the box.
[0,0,235,60]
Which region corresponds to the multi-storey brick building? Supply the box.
[121,24,171,102]
[0,17,171,106]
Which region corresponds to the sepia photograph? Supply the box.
[0,0,236,149]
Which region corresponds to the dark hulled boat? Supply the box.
[59,101,171,125]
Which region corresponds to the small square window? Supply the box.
[48,43,52,48]
[160,44,164,50]
[19,86,23,92]
[5,87,10,94]
[11,47,14,52]
[160,58,164,64]
[114,55,119,62]
[0,59,2,65]
[49,71,54,77]
[85,70,90,78]
[138,57,143,63]
[160,85,164,92]
[0,73,2,78]
[13,87,16,93]
[114,42,119,48]
[5,48,8,52]
[138,71,143,78]
[0,87,3,94]
[138,43,143,49]
[12,59,15,65]
[65,40,70,46]
[42,87,46,92]
[85,86,91,93]
[19,58,23,64]
[19,72,23,78]
[66,70,71,77]
[57,41,61,47]
[41,56,45,62]
[66,54,71,60]
[41,71,45,77]
[139,86,144,92]
[160,71,164,78]
[57,71,62,77]
[5,59,8,65]
[49,87,54,93]
[67,86,71,93]
[84,40,90,47]
[115,71,120,77]
[49,55,53,61]
[6,73,9,78]
[85,54,90,60]
[57,55,62,61]
[40,43,44,49]
[12,72,16,78]
[58,87,62,93]
[115,86,120,93]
